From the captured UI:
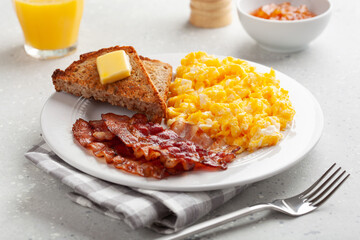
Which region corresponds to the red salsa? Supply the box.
[251,2,316,21]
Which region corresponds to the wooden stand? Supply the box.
[190,0,233,28]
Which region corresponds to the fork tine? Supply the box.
[302,166,341,200]
[311,173,350,207]
[299,163,336,198]
[307,170,346,202]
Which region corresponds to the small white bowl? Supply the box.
[236,0,332,52]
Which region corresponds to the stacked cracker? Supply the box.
[190,0,232,28]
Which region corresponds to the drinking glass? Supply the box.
[13,0,84,59]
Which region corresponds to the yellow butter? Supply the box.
[96,50,132,84]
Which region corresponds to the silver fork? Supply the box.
[157,163,350,240]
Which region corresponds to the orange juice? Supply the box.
[13,0,83,50]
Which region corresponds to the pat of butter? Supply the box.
[96,50,132,84]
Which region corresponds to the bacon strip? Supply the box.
[169,121,242,154]
[73,118,167,178]
[89,120,115,141]
[102,113,233,170]
[72,113,238,179]
[72,119,95,147]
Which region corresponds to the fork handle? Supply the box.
[156,203,272,240]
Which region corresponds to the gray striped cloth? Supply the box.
[25,141,247,234]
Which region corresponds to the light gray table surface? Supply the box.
[1,0,359,239]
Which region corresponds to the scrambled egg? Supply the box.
[167,51,295,152]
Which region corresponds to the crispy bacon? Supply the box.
[73,118,167,178]
[112,156,167,179]
[72,119,95,147]
[170,121,242,154]
[102,113,233,169]
[72,113,238,179]
[89,120,115,141]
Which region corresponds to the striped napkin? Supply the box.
[25,141,247,234]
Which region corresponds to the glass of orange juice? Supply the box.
[13,0,84,59]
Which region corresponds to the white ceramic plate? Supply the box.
[41,53,323,192]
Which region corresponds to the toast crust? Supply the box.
[140,55,173,103]
[52,46,167,122]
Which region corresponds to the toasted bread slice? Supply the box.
[140,56,173,103]
[52,46,168,122]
